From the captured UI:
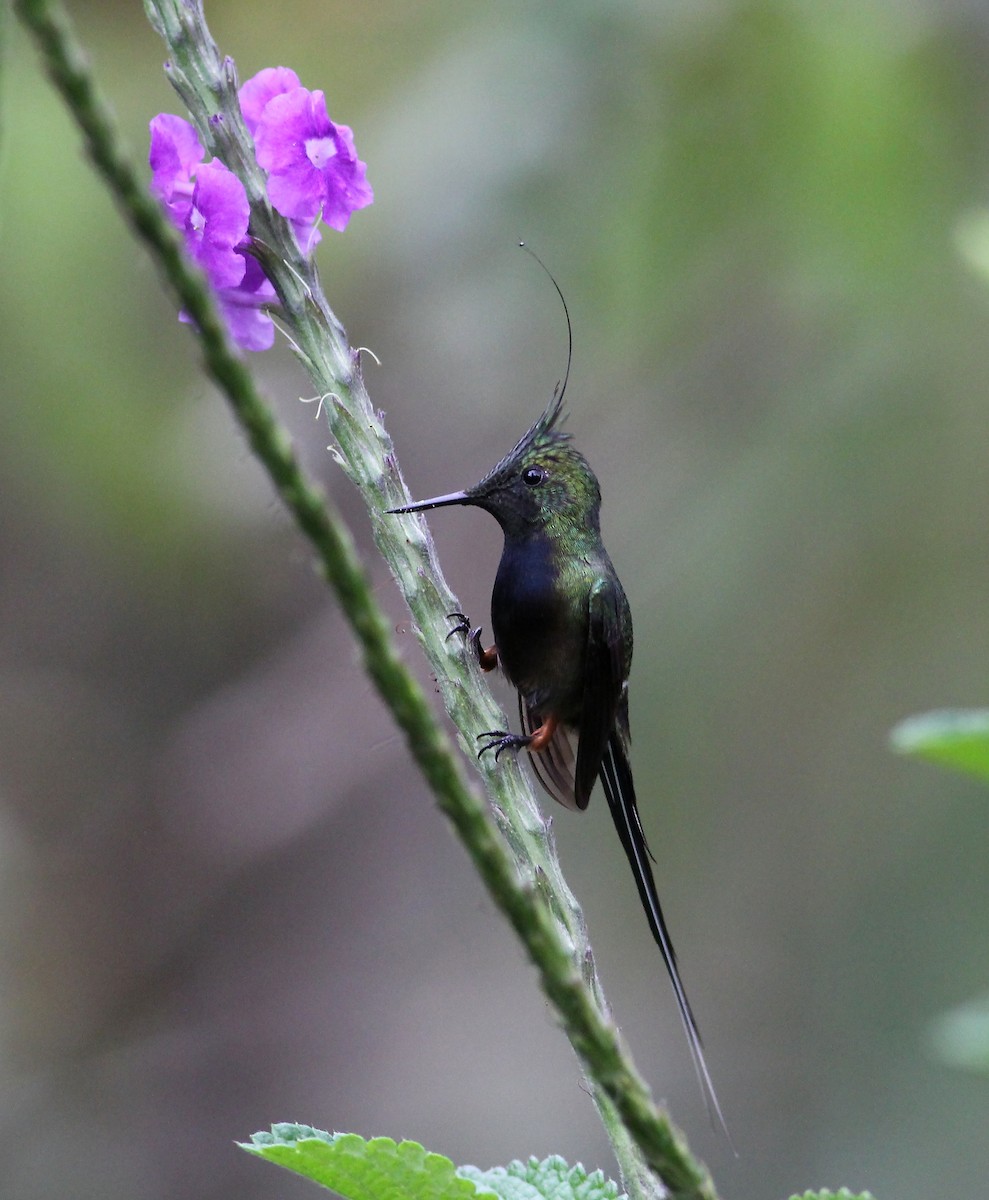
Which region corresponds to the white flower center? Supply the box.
[305,136,337,170]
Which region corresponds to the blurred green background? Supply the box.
[3,1,989,1197]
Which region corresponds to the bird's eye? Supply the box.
[522,466,546,487]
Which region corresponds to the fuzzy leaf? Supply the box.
[241,1127,487,1200]
[890,709,989,781]
[458,1155,623,1200]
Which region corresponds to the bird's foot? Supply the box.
[476,729,530,761]
[447,612,497,671]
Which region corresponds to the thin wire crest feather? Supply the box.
[495,244,575,472]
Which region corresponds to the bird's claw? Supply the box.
[446,612,486,664]
[477,729,530,761]
[446,611,472,640]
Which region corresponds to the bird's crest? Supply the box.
[511,381,570,455]
[473,244,574,489]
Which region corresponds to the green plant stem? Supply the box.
[14,2,719,1197]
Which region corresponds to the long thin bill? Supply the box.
[387,490,471,514]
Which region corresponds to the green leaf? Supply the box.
[787,1191,876,1200]
[928,996,989,1074]
[458,1156,623,1200]
[890,709,989,781]
[240,1127,486,1200]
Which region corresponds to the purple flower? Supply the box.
[149,114,276,351]
[148,64,372,351]
[246,74,373,231]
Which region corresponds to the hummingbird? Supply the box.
[388,265,727,1135]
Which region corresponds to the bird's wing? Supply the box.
[520,694,580,811]
[519,575,623,812]
[572,578,627,809]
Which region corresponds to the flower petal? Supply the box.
[189,161,250,289]
[149,113,204,217]
[239,66,302,136]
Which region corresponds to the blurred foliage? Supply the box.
[892,709,989,780]
[928,996,989,1075]
[787,1192,876,1200]
[4,3,989,1200]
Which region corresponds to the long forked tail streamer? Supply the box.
[599,736,733,1147]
